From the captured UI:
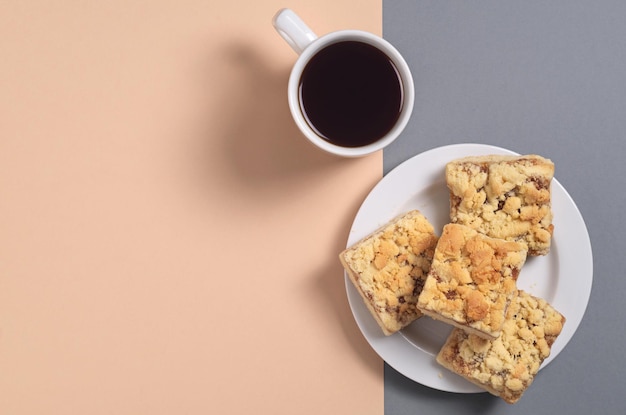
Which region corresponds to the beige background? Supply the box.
[0,1,383,414]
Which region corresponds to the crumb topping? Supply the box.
[341,210,438,335]
[437,290,565,404]
[417,224,527,339]
[446,154,554,256]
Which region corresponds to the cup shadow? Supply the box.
[206,40,345,190]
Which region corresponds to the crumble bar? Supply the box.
[446,154,554,256]
[436,290,566,404]
[417,223,527,340]
[339,210,438,336]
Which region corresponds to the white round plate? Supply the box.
[345,143,593,393]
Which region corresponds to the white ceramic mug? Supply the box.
[272,8,415,158]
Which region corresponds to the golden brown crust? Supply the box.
[417,224,527,340]
[436,290,566,404]
[339,210,438,335]
[446,154,554,256]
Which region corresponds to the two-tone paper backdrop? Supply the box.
[2,1,625,415]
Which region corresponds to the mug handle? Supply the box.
[272,9,318,55]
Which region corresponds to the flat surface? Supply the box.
[0,2,385,414]
[346,143,592,393]
[4,1,625,413]
[383,1,626,413]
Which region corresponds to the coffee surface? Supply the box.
[298,41,403,148]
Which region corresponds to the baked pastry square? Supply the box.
[446,154,554,256]
[417,223,527,340]
[339,210,438,336]
[436,290,566,404]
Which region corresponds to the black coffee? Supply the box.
[298,40,403,148]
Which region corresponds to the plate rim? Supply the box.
[344,143,593,393]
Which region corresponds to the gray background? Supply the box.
[382,1,626,414]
